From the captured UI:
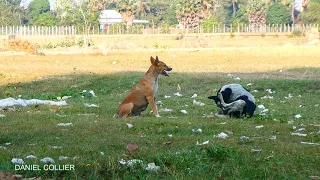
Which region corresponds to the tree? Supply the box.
[116,0,136,26]
[176,0,216,28]
[28,0,58,26]
[247,0,267,28]
[299,0,320,24]
[0,0,24,25]
[266,2,291,25]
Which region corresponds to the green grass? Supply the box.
[0,70,320,179]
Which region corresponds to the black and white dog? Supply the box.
[208,84,256,118]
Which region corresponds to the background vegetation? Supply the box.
[0,0,319,30]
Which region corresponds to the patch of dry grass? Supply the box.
[0,45,319,85]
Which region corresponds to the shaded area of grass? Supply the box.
[0,71,319,179]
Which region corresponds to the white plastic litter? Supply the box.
[84,103,99,108]
[159,108,173,112]
[193,100,205,106]
[0,146,7,149]
[164,95,171,98]
[261,95,274,99]
[168,134,173,138]
[174,92,182,97]
[291,132,307,137]
[296,128,306,132]
[0,114,5,118]
[251,149,263,153]
[247,83,253,86]
[127,159,143,167]
[192,128,202,133]
[25,155,37,159]
[255,125,264,129]
[82,90,97,97]
[11,158,24,164]
[294,114,302,119]
[126,123,133,128]
[233,77,241,80]
[191,94,198,98]
[100,152,104,156]
[59,156,69,160]
[40,157,55,164]
[56,123,73,127]
[214,132,229,139]
[196,140,209,146]
[266,89,275,94]
[180,110,188,114]
[0,98,67,108]
[145,163,160,171]
[251,90,258,93]
[269,136,277,140]
[301,142,320,145]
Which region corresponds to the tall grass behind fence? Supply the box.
[0,24,318,37]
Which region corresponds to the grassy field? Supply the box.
[0,37,320,179]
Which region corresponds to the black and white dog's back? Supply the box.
[208,84,256,118]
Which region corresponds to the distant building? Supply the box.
[99,10,149,30]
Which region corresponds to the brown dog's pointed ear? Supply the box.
[155,56,159,63]
[150,56,155,64]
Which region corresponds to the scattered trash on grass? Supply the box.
[266,89,275,94]
[159,108,173,112]
[0,98,67,108]
[269,136,277,140]
[56,114,67,117]
[251,90,258,93]
[57,96,72,100]
[291,132,307,137]
[82,90,97,97]
[56,123,72,127]
[11,158,24,164]
[301,142,320,145]
[174,92,182,97]
[255,125,264,129]
[168,134,173,138]
[0,114,5,118]
[100,152,104,156]
[0,146,7,150]
[247,83,253,86]
[251,149,263,153]
[214,132,229,139]
[196,140,209,146]
[84,103,99,108]
[40,157,55,164]
[193,100,205,106]
[59,156,69,160]
[192,128,202,133]
[191,94,197,98]
[25,155,36,159]
[164,95,171,98]
[233,77,241,80]
[145,163,160,171]
[261,95,274,99]
[285,93,293,99]
[294,114,302,119]
[126,123,133,129]
[180,110,188,114]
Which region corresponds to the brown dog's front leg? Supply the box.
[147,96,160,117]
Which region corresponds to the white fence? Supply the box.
[0,24,318,37]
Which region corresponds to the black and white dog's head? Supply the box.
[208,84,256,118]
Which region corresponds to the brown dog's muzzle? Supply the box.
[162,66,172,76]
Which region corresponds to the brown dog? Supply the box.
[117,56,172,118]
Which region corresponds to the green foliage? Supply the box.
[28,0,51,25]
[0,1,24,26]
[247,0,267,14]
[266,2,292,25]
[201,18,221,32]
[33,12,59,26]
[291,30,303,37]
[299,0,320,25]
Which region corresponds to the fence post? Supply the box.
[223,24,225,33]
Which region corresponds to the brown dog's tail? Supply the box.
[117,103,134,118]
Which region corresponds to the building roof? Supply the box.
[99,10,149,25]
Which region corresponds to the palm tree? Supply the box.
[247,0,267,29]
